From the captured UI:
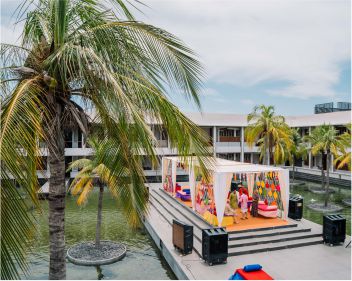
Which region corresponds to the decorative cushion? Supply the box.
[243,264,262,272]
[258,204,277,211]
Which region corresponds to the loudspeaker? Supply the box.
[172,219,193,255]
[323,214,346,245]
[288,195,303,220]
[202,227,228,265]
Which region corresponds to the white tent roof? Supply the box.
[163,156,284,173]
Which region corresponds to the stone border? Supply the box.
[308,187,335,194]
[67,241,126,266]
[307,203,343,213]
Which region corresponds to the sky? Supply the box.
[1,0,351,116]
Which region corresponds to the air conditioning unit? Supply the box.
[202,227,228,265]
[172,219,193,255]
[323,214,346,246]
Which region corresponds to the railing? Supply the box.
[219,136,240,142]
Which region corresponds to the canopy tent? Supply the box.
[161,156,289,227]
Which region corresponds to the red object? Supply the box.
[265,182,269,188]
[239,188,248,196]
[258,204,278,211]
[235,269,273,280]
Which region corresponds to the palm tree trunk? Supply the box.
[264,136,270,165]
[292,156,296,185]
[95,183,104,248]
[321,152,325,191]
[48,105,66,280]
[325,152,330,207]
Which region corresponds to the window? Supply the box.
[244,153,251,163]
[219,128,234,137]
[64,130,73,148]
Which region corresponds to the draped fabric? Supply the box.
[214,172,233,227]
[162,158,170,185]
[189,166,196,210]
[171,160,177,195]
[278,169,289,219]
[246,173,255,196]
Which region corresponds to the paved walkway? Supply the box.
[145,183,351,280]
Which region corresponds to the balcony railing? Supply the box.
[219,136,240,142]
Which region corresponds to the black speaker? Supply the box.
[288,195,303,220]
[172,219,193,255]
[323,214,346,245]
[202,228,228,265]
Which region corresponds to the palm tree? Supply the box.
[334,124,351,171]
[67,138,139,248]
[307,125,346,207]
[289,128,308,185]
[304,126,326,191]
[0,0,211,279]
[245,105,291,165]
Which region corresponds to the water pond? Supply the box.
[21,192,176,280]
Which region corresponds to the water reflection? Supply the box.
[291,180,351,235]
[21,192,176,280]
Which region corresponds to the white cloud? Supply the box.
[141,0,350,99]
[241,99,254,105]
[200,87,219,97]
[2,0,349,101]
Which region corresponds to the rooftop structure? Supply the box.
[314,102,351,114]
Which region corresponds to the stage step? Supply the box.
[149,192,203,256]
[228,227,312,241]
[157,188,212,228]
[229,232,322,248]
[228,236,323,256]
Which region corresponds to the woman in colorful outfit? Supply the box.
[251,189,259,217]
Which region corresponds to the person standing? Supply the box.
[240,191,249,219]
[251,189,259,217]
[229,190,239,224]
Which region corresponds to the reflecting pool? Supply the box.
[21,192,176,280]
[291,180,351,235]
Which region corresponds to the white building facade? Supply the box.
[37,111,351,184]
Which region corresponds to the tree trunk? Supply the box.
[48,105,66,280]
[264,135,270,165]
[292,156,296,185]
[325,152,330,207]
[321,152,325,191]
[95,183,104,248]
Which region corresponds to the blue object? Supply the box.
[229,272,245,280]
[243,264,262,272]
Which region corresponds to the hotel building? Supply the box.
[36,110,351,188]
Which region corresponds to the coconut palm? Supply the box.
[67,138,140,248]
[288,128,308,185]
[245,105,292,165]
[0,0,211,279]
[304,126,326,191]
[334,124,351,171]
[307,124,346,207]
